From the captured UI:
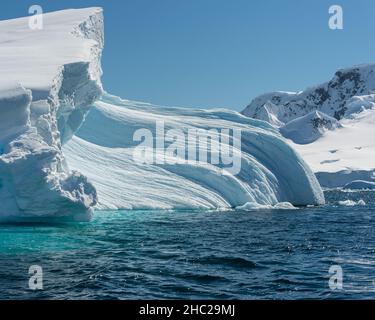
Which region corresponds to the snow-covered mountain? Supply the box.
[280,110,341,144]
[242,64,375,124]
[293,107,375,188]
[242,64,375,188]
[0,8,324,221]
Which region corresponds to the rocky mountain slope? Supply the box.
[242,64,375,188]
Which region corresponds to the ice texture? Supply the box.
[0,8,103,221]
[63,93,325,210]
[0,8,324,220]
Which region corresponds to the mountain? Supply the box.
[242,64,375,188]
[242,64,375,123]
[293,106,375,188]
[280,110,342,144]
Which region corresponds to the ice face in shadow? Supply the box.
[63,93,325,210]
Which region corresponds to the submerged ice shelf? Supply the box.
[0,8,324,220]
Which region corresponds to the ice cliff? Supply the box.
[0,8,103,220]
[0,8,324,220]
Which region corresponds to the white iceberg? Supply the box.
[0,8,324,220]
[63,93,325,210]
[0,8,103,221]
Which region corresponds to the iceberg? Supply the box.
[0,8,103,221]
[0,8,324,220]
[63,93,324,210]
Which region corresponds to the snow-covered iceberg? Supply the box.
[63,93,324,210]
[0,8,324,220]
[0,8,103,221]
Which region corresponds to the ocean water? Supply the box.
[0,191,374,300]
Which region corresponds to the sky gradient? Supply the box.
[1,0,375,110]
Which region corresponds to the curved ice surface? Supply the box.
[63,93,325,210]
[0,8,324,220]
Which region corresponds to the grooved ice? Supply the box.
[0,8,324,220]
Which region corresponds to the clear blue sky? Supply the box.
[1,0,375,110]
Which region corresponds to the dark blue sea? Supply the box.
[0,190,374,300]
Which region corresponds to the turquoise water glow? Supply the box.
[0,191,374,299]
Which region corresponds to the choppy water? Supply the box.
[0,191,374,300]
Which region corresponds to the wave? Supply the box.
[338,199,366,207]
